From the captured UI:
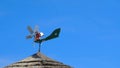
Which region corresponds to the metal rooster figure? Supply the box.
[26,25,61,52]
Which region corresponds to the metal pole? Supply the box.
[38,43,41,68]
[38,43,41,52]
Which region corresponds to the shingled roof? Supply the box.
[5,52,72,68]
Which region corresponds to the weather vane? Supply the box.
[26,25,61,52]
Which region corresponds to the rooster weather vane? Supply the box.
[26,25,61,52]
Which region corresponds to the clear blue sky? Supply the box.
[0,0,120,68]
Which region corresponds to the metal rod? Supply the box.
[38,43,41,52]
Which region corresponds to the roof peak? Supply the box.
[5,52,72,68]
[20,52,55,62]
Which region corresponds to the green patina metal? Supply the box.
[34,28,61,44]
